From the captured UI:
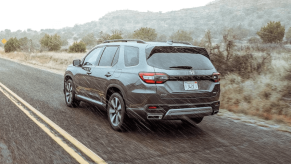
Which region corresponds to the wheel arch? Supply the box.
[64,72,74,94]
[106,84,127,110]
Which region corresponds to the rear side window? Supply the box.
[147,53,214,70]
[124,46,139,67]
[98,46,119,66]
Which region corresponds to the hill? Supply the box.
[1,0,291,47]
[93,0,291,37]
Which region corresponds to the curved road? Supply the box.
[0,57,290,164]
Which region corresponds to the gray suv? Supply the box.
[64,39,220,131]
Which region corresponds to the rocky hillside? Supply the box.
[1,0,291,44]
[92,0,291,37]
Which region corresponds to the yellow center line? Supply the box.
[0,82,106,164]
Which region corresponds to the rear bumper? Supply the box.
[163,107,213,119]
[127,101,220,121]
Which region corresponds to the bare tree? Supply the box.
[223,29,236,61]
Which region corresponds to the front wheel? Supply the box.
[107,93,126,131]
[64,79,80,107]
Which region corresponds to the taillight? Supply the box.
[139,72,168,84]
[212,72,220,82]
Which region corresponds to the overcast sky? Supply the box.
[1,0,215,32]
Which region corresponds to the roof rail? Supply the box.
[103,39,146,44]
[167,40,192,45]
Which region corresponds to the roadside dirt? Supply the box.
[0,54,64,75]
[218,109,291,134]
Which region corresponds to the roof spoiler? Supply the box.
[103,39,146,44]
[146,46,210,59]
[167,40,192,45]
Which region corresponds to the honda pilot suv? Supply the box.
[63,39,220,131]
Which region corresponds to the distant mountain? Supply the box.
[91,0,291,37]
[1,0,291,46]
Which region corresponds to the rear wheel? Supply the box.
[182,117,204,125]
[64,79,80,107]
[107,93,126,131]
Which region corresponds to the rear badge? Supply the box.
[189,70,195,75]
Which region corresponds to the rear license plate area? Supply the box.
[184,81,198,90]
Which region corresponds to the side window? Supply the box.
[83,47,103,66]
[98,46,119,66]
[124,46,139,67]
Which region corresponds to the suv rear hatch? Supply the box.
[145,46,219,99]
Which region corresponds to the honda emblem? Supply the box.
[189,70,195,75]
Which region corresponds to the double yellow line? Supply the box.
[0,82,106,164]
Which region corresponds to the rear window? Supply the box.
[147,53,214,70]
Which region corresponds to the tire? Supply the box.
[64,79,80,107]
[107,93,126,131]
[182,117,204,125]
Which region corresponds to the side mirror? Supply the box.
[73,59,81,66]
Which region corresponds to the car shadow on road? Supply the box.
[78,102,207,138]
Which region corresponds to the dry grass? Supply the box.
[220,52,291,125]
[0,49,85,72]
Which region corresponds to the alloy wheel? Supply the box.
[65,81,73,104]
[108,97,122,126]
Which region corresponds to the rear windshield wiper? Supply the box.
[169,66,193,69]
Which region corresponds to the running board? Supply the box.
[75,95,106,109]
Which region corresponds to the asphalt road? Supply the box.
[0,57,291,164]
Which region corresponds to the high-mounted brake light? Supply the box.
[139,72,169,84]
[212,72,220,82]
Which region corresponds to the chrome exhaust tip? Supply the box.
[147,114,163,120]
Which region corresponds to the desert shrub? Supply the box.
[231,53,271,77]
[170,30,193,42]
[210,50,228,75]
[109,34,122,40]
[97,31,111,44]
[4,37,20,53]
[69,41,86,53]
[40,34,62,51]
[257,21,285,43]
[211,51,272,78]
[133,27,157,41]
[109,30,123,40]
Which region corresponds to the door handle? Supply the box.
[105,72,111,77]
[83,67,91,71]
